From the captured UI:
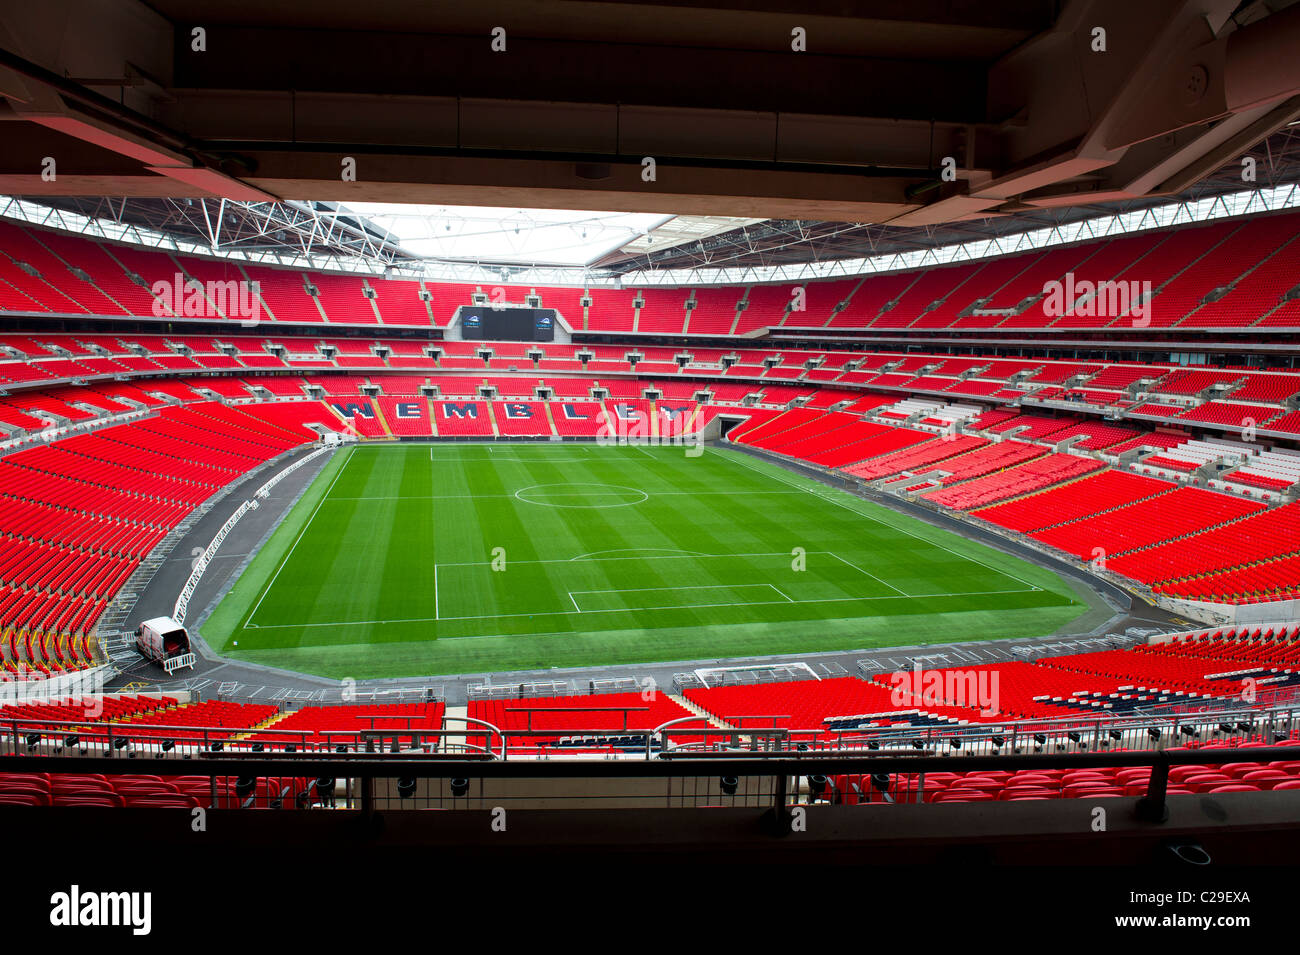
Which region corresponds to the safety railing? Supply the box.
[3,746,1299,821]
[652,702,1300,757]
[4,700,1299,764]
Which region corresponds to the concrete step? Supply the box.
[668,692,734,730]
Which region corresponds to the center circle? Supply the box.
[514,483,649,508]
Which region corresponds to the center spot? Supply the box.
[514,483,649,508]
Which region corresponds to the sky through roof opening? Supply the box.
[338,203,673,266]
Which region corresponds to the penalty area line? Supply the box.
[708,448,1044,592]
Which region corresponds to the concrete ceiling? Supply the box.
[1,0,1300,226]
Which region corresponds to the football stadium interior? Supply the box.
[4,0,1300,921]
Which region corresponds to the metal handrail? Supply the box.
[647,715,721,758]
[435,715,506,760]
[6,745,1300,821]
[7,700,1297,760]
[3,715,509,758]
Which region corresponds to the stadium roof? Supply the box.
[5,0,1300,236]
[7,116,1300,279]
[7,162,1300,287]
[332,204,683,267]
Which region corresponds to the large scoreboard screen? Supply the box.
[459,306,556,342]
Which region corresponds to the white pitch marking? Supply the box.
[247,445,354,627]
[514,483,649,508]
[568,547,708,561]
[249,588,1040,630]
[247,445,1046,631]
[437,550,819,568]
[568,583,789,613]
[708,448,1043,591]
[769,585,797,604]
[825,551,909,597]
[318,489,808,500]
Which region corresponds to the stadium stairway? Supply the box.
[370,401,396,439]
[231,710,293,742]
[668,692,735,730]
[541,403,560,437]
[681,404,704,435]
[425,396,440,436]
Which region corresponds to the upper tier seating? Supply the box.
[6,210,1300,331]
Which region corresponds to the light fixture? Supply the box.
[806,775,827,800]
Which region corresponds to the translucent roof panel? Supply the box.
[337,203,673,267]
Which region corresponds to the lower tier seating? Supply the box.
[922,454,1104,510]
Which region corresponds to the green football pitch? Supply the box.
[203,442,1092,679]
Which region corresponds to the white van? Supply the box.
[135,616,196,674]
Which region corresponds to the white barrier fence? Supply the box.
[254,444,331,500]
[174,499,254,624]
[173,446,332,624]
